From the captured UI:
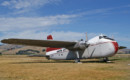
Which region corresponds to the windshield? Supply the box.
[99,36,115,41]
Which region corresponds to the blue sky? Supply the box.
[0,0,130,48]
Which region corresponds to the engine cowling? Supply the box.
[74,41,89,50]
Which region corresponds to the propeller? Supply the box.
[85,32,89,47]
[86,32,88,41]
[73,32,89,50]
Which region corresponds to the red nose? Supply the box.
[112,42,119,54]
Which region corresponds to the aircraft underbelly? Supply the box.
[101,42,115,57]
[83,44,101,58]
[50,42,115,60]
[83,42,115,58]
[89,44,101,58]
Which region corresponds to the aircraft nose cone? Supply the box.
[112,41,119,54]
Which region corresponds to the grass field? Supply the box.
[0,54,130,80]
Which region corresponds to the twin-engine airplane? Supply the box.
[1,34,124,63]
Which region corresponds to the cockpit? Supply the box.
[99,35,115,41]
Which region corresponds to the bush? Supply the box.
[16,49,40,55]
[0,52,2,55]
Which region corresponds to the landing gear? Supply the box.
[75,59,80,63]
[45,55,50,60]
[74,51,82,63]
[103,57,111,62]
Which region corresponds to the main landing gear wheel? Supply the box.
[75,59,80,63]
[74,51,82,63]
[103,57,111,63]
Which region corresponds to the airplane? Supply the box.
[1,34,125,63]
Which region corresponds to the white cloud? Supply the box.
[0,14,77,32]
[1,1,10,6]
[3,30,130,42]
[0,31,86,41]
[51,31,85,41]
[0,31,104,42]
[116,37,130,42]
[78,5,130,17]
[1,30,130,48]
[1,0,61,9]
[1,0,61,13]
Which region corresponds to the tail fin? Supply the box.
[46,35,61,52]
[47,35,53,40]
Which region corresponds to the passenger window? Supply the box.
[57,50,62,53]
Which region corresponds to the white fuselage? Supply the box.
[46,35,118,60]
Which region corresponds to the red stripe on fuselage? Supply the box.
[46,35,61,52]
[46,48,61,52]
[112,42,119,54]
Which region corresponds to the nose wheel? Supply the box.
[103,57,111,62]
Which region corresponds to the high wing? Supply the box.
[1,38,77,49]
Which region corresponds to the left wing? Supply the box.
[1,38,77,49]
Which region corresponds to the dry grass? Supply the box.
[0,54,130,80]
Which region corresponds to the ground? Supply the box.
[0,54,130,80]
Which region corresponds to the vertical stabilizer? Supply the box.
[47,35,53,40]
[46,35,61,52]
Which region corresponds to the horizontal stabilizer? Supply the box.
[118,46,127,49]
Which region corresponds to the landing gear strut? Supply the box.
[75,59,80,63]
[75,51,81,63]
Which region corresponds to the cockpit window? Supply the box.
[99,36,115,41]
[99,36,103,39]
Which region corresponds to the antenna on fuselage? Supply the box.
[112,35,114,39]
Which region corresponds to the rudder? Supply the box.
[46,35,61,52]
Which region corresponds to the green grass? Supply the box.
[0,54,130,80]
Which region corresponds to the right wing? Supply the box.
[1,38,77,49]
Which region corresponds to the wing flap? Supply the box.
[1,39,76,48]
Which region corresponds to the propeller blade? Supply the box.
[86,32,88,41]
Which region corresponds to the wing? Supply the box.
[1,38,76,49]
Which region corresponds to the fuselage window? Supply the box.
[57,50,62,53]
[103,36,114,41]
[99,36,103,39]
[99,36,114,41]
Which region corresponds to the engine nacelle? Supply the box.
[74,41,88,50]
